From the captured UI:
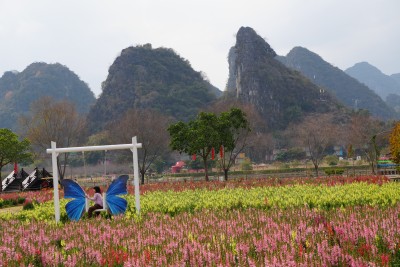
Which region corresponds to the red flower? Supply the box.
[381,254,389,266]
[144,249,151,263]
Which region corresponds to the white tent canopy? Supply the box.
[46,137,142,222]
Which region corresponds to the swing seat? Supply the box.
[85,193,108,213]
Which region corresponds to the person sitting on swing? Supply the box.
[86,186,103,218]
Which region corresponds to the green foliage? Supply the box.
[240,158,253,171]
[324,155,339,166]
[0,128,32,180]
[168,112,219,180]
[168,112,220,155]
[127,182,400,217]
[22,201,35,210]
[85,131,111,165]
[218,108,250,151]
[324,168,345,176]
[0,63,95,130]
[2,180,400,222]
[0,197,25,208]
[87,45,219,133]
[168,108,250,180]
[150,158,169,174]
[186,158,204,171]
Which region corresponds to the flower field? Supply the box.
[0,176,400,266]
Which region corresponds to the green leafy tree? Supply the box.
[85,131,111,165]
[0,129,32,190]
[168,108,250,181]
[168,112,220,181]
[186,158,203,172]
[217,108,250,180]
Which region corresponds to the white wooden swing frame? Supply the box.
[46,137,142,223]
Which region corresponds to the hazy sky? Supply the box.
[1,0,399,97]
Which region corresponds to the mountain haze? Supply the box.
[0,62,96,130]
[87,44,220,133]
[226,27,340,130]
[390,73,400,87]
[345,62,400,101]
[277,47,397,120]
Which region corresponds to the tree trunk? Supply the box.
[140,170,145,185]
[370,161,376,175]
[203,157,209,181]
[223,168,228,181]
[314,163,319,177]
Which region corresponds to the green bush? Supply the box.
[17,197,25,205]
[241,159,253,171]
[22,201,35,210]
[324,155,339,166]
[324,168,345,176]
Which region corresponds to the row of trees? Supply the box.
[1,96,398,185]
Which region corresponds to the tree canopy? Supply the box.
[0,128,32,185]
[168,108,249,181]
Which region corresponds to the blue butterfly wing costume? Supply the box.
[61,179,86,221]
[106,175,129,215]
[61,175,129,221]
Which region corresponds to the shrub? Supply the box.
[324,168,345,176]
[17,197,25,205]
[22,201,34,210]
[241,158,253,171]
[324,155,339,166]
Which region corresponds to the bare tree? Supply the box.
[347,112,388,174]
[245,132,274,162]
[108,108,171,184]
[19,97,85,179]
[291,113,339,177]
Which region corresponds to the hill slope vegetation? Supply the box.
[0,63,96,130]
[87,44,220,133]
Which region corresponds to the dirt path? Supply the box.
[0,206,23,214]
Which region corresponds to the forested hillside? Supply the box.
[87,44,221,133]
[0,63,95,130]
[277,47,397,120]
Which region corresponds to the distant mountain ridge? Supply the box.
[345,62,400,101]
[226,27,340,130]
[277,47,397,120]
[0,62,96,130]
[392,73,400,86]
[86,44,221,133]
